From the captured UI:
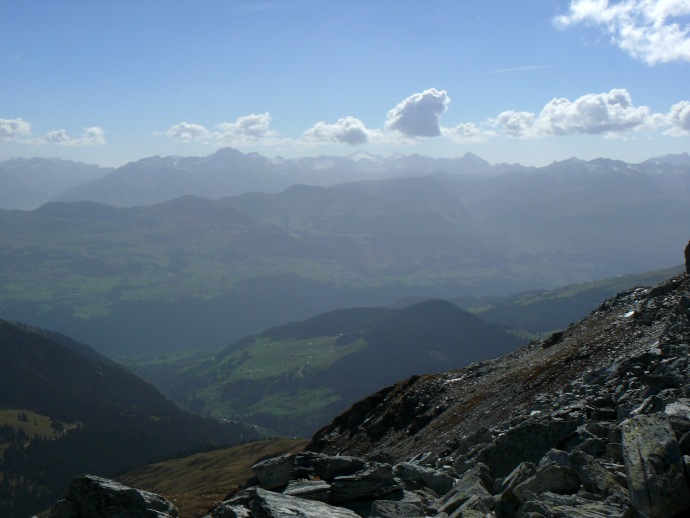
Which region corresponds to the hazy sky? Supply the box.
[2,0,689,167]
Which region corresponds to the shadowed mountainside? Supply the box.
[0,320,259,518]
[129,300,524,437]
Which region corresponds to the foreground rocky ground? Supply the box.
[50,274,690,517]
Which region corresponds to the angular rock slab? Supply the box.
[48,474,178,518]
[369,498,425,518]
[330,463,403,503]
[394,461,456,495]
[210,487,360,518]
[518,491,632,518]
[622,413,690,518]
[252,453,295,489]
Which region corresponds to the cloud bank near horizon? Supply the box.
[0,118,105,147]
[3,87,688,152]
[161,87,689,149]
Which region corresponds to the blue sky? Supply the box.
[1,0,689,167]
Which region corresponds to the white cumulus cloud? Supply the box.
[300,116,378,146]
[166,113,280,146]
[442,123,496,143]
[166,122,211,142]
[216,112,277,143]
[0,118,32,141]
[665,100,690,135]
[385,88,450,137]
[491,89,656,137]
[34,126,105,146]
[491,111,539,138]
[0,118,105,146]
[555,0,690,64]
[538,89,652,135]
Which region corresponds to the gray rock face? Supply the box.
[251,453,295,489]
[517,491,632,518]
[432,463,492,515]
[393,462,456,495]
[369,498,426,518]
[476,417,582,478]
[330,463,402,503]
[621,413,690,517]
[48,474,178,518]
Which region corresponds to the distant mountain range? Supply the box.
[2,148,689,209]
[0,157,112,210]
[0,319,259,517]
[0,150,688,356]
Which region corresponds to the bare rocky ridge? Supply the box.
[50,273,690,517]
[309,274,690,462]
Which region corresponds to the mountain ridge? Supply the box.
[0,148,685,210]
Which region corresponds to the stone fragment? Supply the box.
[394,461,456,495]
[48,474,178,518]
[476,417,580,477]
[433,463,492,516]
[570,450,628,498]
[453,492,495,515]
[538,448,572,470]
[307,453,366,481]
[517,491,632,518]
[408,450,438,467]
[621,413,690,517]
[497,461,537,507]
[213,487,359,518]
[282,480,331,502]
[513,465,581,503]
[205,504,250,518]
[330,462,403,503]
[251,453,295,489]
[369,498,425,517]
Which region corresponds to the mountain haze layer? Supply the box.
[0,151,688,355]
[0,157,111,210]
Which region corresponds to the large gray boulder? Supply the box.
[208,487,359,518]
[432,463,493,516]
[48,474,177,518]
[303,452,366,481]
[369,498,426,518]
[330,462,403,503]
[512,464,581,503]
[517,491,632,518]
[621,413,690,517]
[476,417,581,478]
[393,461,457,495]
[251,453,295,489]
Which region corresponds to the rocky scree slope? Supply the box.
[50,274,690,517]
